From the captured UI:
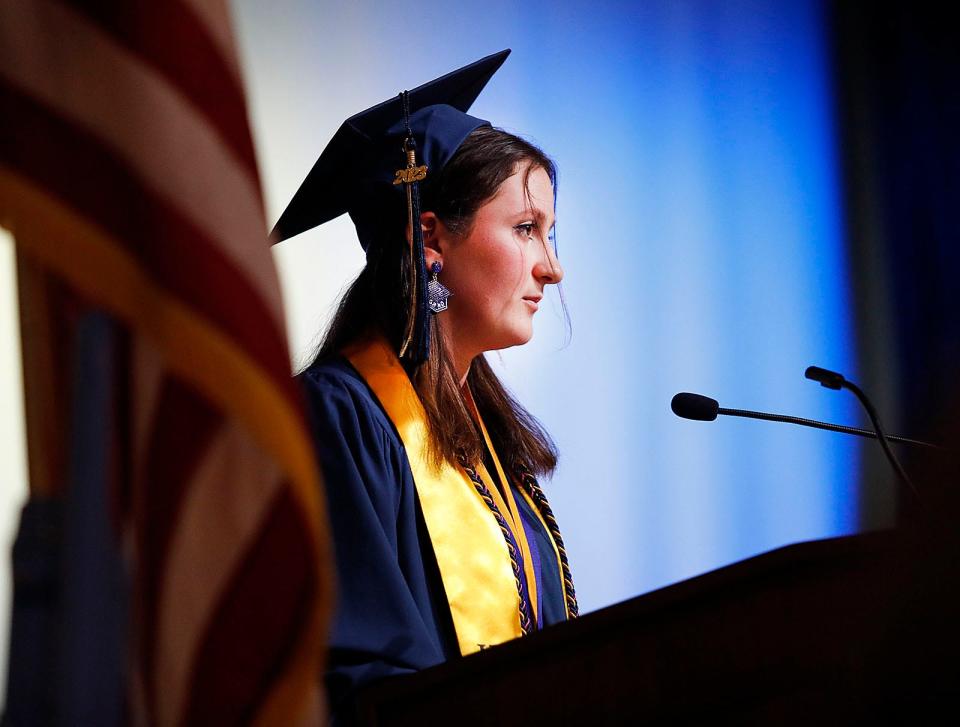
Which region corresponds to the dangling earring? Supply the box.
[427,261,451,314]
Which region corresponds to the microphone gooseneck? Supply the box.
[672,391,940,450]
[805,366,923,506]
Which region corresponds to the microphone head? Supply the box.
[671,393,720,422]
[805,366,845,390]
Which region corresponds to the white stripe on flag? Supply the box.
[155,418,284,727]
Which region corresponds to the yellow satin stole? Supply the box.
[347,338,550,654]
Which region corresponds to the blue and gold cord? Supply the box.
[459,457,535,635]
[515,465,579,619]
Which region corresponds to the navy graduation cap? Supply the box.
[271,50,511,364]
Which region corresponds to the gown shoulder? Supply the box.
[298,357,455,723]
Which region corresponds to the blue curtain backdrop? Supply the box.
[235,0,859,613]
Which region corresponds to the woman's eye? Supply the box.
[515,223,536,238]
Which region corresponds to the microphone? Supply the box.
[804,365,923,505]
[671,392,939,449]
[672,370,943,507]
[670,393,719,421]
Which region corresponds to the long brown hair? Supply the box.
[311,125,559,476]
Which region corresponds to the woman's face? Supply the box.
[424,164,563,367]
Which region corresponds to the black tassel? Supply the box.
[409,176,431,364]
[396,91,431,365]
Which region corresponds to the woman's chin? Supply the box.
[498,326,535,350]
[472,322,536,356]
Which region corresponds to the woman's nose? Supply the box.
[534,244,564,285]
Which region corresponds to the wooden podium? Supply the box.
[356,530,960,724]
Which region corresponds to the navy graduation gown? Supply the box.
[300,357,566,721]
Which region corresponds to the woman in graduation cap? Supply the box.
[273,50,578,720]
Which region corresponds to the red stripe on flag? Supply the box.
[62,0,261,186]
[184,486,316,725]
[135,375,221,715]
[1,82,296,397]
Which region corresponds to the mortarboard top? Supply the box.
[271,49,511,249]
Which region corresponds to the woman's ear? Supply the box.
[421,211,443,269]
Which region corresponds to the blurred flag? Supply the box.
[0,2,331,725]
